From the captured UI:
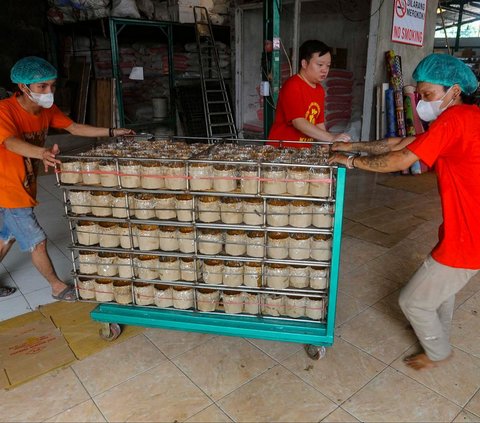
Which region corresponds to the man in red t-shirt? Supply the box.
[329,53,480,371]
[268,40,350,148]
[0,56,134,300]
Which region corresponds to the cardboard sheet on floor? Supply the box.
[0,311,75,388]
[38,302,144,360]
[377,172,437,194]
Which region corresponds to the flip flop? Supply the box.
[0,287,17,297]
[51,286,77,302]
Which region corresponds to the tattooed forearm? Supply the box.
[357,153,391,171]
[350,140,391,155]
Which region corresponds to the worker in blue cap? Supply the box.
[0,56,134,301]
[329,53,480,370]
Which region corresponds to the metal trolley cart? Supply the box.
[56,138,346,360]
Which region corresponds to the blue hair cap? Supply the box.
[10,56,57,84]
[413,53,478,95]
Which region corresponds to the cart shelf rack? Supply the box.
[56,137,346,357]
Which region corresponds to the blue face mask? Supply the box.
[416,86,453,122]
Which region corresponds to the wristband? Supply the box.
[346,155,355,169]
[109,128,115,137]
[352,156,357,168]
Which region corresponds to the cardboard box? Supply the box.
[0,312,75,388]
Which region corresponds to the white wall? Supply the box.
[362,0,439,139]
[300,0,370,115]
[372,0,439,87]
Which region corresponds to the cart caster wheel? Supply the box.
[99,323,121,341]
[304,344,326,360]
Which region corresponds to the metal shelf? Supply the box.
[57,137,345,349]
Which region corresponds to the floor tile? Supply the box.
[455,273,480,311]
[340,264,401,306]
[94,361,212,422]
[453,409,480,422]
[0,367,89,422]
[339,236,388,269]
[0,295,32,322]
[173,336,276,400]
[342,367,461,422]
[185,404,233,422]
[72,334,167,396]
[24,286,57,310]
[464,386,480,416]
[391,345,480,407]
[451,309,480,358]
[8,265,51,294]
[362,252,420,285]
[358,212,425,236]
[45,400,106,422]
[321,407,360,422]
[406,220,441,245]
[337,307,417,364]
[144,328,216,359]
[387,237,432,263]
[52,238,74,258]
[370,288,408,322]
[334,290,369,327]
[345,205,393,224]
[0,243,31,272]
[245,338,302,362]
[218,364,336,422]
[282,337,386,404]
[458,287,480,313]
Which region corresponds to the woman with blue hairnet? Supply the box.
[0,56,134,301]
[329,53,480,371]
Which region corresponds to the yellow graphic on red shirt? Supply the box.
[299,102,321,142]
[305,102,321,124]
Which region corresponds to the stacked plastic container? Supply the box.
[57,137,337,323]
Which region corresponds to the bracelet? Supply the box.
[109,127,115,137]
[352,156,357,168]
[346,155,355,169]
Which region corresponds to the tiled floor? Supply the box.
[1,155,480,422]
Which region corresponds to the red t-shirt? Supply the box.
[0,93,73,208]
[268,74,325,148]
[407,104,480,269]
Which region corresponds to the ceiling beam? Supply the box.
[438,4,480,19]
[436,16,479,29]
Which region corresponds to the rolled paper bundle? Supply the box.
[385,88,396,137]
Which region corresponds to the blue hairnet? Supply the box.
[413,53,478,95]
[10,56,57,84]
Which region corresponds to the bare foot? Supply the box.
[403,352,452,370]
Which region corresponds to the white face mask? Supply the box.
[416,86,453,122]
[25,86,54,109]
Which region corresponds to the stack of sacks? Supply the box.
[281,62,291,85]
[118,43,170,121]
[242,84,264,134]
[162,52,198,76]
[324,69,354,132]
[163,41,230,79]
[167,0,230,24]
[47,0,110,24]
[93,37,114,79]
[135,0,170,20]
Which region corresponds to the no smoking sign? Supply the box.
[392,0,427,46]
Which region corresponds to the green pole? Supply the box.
[263,0,281,139]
